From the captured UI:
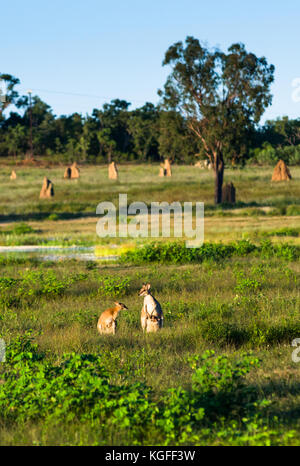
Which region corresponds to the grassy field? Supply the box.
[0,163,299,445]
[0,163,299,245]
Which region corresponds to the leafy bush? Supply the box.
[97,276,131,297]
[235,277,261,295]
[164,300,192,322]
[0,335,273,445]
[157,351,260,443]
[286,205,300,216]
[260,227,299,238]
[120,240,300,264]
[249,143,300,166]
[197,319,300,348]
[0,270,89,309]
[11,223,36,235]
[0,334,153,430]
[47,213,60,221]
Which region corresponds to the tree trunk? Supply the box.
[214,154,224,204]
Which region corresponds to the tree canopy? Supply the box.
[159,37,275,203]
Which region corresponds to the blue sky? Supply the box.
[2,0,300,122]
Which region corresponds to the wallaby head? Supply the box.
[114,302,128,310]
[138,283,151,297]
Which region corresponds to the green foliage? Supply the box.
[0,335,152,428]
[3,72,297,167]
[47,213,60,221]
[0,251,298,445]
[249,142,300,166]
[0,270,88,309]
[11,223,35,235]
[128,103,159,161]
[197,317,300,347]
[260,227,300,238]
[158,110,198,163]
[235,274,261,294]
[190,351,259,408]
[286,205,300,216]
[0,73,20,111]
[120,240,300,264]
[154,350,261,443]
[97,276,131,297]
[159,37,274,202]
[0,335,274,445]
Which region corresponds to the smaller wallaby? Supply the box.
[97,302,128,335]
[138,283,163,333]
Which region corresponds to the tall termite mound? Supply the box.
[108,161,118,180]
[64,167,72,179]
[271,160,292,181]
[159,165,166,177]
[222,182,236,204]
[159,159,172,177]
[70,162,80,179]
[64,162,79,179]
[40,177,54,199]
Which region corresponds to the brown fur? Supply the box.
[97,302,128,335]
[138,283,163,333]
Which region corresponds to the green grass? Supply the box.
[1,164,300,218]
[0,252,299,445]
[0,163,300,445]
[0,163,299,247]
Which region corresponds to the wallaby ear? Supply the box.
[146,283,151,290]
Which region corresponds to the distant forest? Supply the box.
[1,78,300,166]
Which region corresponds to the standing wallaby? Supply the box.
[138,283,163,333]
[97,302,128,335]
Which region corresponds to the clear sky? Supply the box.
[2,0,300,122]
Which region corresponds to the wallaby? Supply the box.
[97,302,128,335]
[138,283,163,333]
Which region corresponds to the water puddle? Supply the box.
[0,246,118,261]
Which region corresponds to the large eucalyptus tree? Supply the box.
[159,37,275,203]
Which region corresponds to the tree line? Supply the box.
[1,88,299,167]
[0,89,199,164]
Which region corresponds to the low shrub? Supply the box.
[120,240,300,264]
[0,270,89,309]
[198,319,300,348]
[286,205,300,216]
[0,334,274,445]
[97,276,131,297]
